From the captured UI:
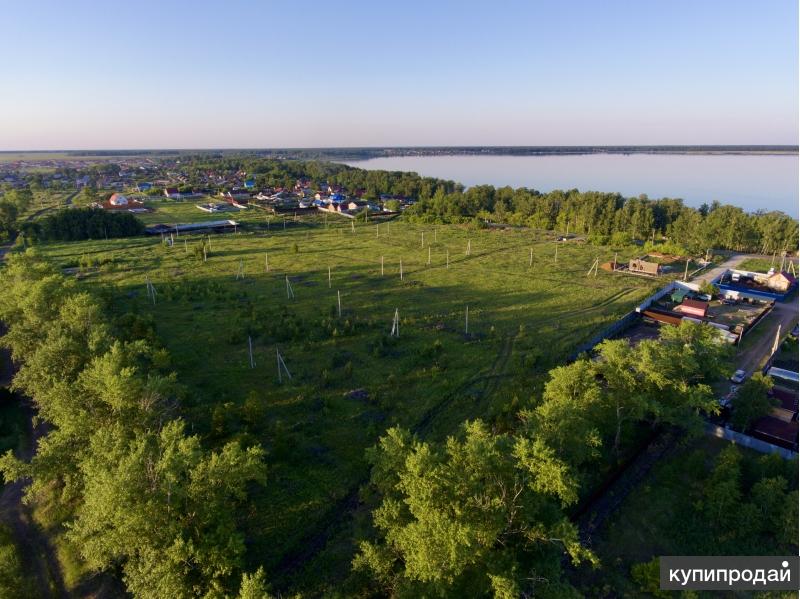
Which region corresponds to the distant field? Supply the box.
[35,217,660,593]
[0,151,175,163]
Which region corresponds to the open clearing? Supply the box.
[35,215,660,592]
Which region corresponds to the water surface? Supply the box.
[344,154,798,217]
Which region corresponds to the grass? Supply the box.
[738,257,799,273]
[32,216,663,594]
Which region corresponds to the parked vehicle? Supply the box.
[730,369,747,384]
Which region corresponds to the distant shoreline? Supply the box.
[0,145,797,162]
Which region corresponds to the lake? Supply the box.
[344,154,798,217]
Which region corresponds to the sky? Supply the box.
[1,0,797,150]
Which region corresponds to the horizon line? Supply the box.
[1,144,798,154]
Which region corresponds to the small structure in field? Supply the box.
[629,258,660,276]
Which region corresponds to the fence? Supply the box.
[738,302,775,341]
[705,423,797,460]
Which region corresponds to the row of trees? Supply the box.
[354,323,730,596]
[0,250,271,598]
[407,186,797,255]
[20,208,145,241]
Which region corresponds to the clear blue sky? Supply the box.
[2,0,797,150]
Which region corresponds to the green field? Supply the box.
[738,256,799,273]
[34,216,661,593]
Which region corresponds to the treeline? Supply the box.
[20,208,145,241]
[405,186,798,255]
[0,251,272,598]
[352,324,747,596]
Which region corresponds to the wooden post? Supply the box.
[351,220,355,233]
[337,290,342,317]
[466,239,471,255]
[446,250,449,269]
[328,265,331,288]
[400,258,403,280]
[683,259,689,281]
[421,232,424,248]
[248,336,255,368]
[613,252,617,271]
[554,244,558,264]
[265,252,269,272]
[376,224,379,237]
[529,247,533,267]
[428,246,431,265]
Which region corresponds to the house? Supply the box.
[109,193,128,206]
[347,200,368,211]
[629,259,660,276]
[766,272,796,293]
[164,187,181,199]
[674,298,709,318]
[98,193,147,212]
[244,179,255,189]
[136,182,153,192]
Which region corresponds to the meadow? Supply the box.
[35,211,661,593]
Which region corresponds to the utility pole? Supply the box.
[683,259,690,281]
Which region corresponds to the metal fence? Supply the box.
[705,423,797,460]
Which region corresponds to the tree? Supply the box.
[730,373,776,431]
[528,360,603,467]
[354,422,591,597]
[67,420,266,598]
[0,251,267,598]
[593,339,650,455]
[635,322,728,429]
[0,201,18,241]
